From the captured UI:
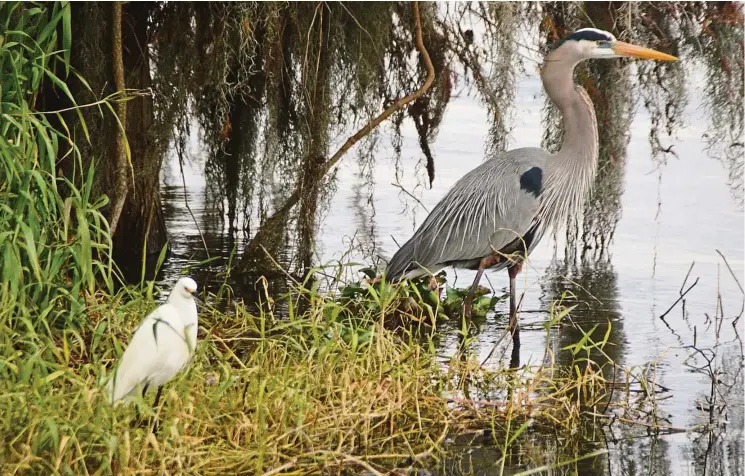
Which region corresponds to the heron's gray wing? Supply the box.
[386,148,548,279]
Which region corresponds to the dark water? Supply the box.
[156,49,744,476]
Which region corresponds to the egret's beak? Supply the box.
[191,291,204,305]
[611,41,678,61]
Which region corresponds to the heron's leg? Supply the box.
[507,262,522,365]
[428,275,439,291]
[463,255,500,318]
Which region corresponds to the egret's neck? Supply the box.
[168,295,199,325]
[541,58,599,163]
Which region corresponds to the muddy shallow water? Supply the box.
[158,59,744,474]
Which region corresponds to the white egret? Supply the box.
[106,277,201,413]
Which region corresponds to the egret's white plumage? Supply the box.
[106,277,199,404]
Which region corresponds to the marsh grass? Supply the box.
[0,272,674,475]
[0,3,685,474]
[1,2,114,331]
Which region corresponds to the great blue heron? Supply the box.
[385,28,677,351]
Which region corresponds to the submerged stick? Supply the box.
[659,277,699,320]
[716,249,743,295]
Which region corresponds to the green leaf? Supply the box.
[42,369,66,385]
[20,222,41,281]
[61,2,71,75]
[43,68,77,105]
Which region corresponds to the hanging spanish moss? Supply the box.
[539,1,743,260]
[144,2,545,274]
[539,1,634,260]
[36,2,743,279]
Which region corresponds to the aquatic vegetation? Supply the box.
[337,270,505,326]
[0,272,678,474]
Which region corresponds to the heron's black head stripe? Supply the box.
[553,29,614,50]
[520,167,543,199]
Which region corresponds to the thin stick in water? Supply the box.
[660,277,699,320]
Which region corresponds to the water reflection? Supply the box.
[152,4,744,474]
[541,257,624,372]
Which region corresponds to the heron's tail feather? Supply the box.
[384,242,414,281]
[385,237,432,281]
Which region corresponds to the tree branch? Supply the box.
[243,1,435,262]
[108,1,129,236]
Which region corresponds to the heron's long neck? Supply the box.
[539,57,599,225]
[542,61,599,162]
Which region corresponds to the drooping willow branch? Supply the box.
[246,1,435,245]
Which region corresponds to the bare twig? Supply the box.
[660,277,699,320]
[391,182,430,213]
[715,249,743,295]
[680,261,695,294]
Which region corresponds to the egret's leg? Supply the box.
[135,383,150,421]
[153,386,163,409]
[507,262,522,368]
[149,387,164,434]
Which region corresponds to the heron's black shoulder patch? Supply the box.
[519,167,543,198]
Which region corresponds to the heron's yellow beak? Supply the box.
[611,41,678,61]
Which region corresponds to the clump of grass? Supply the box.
[0,2,113,331]
[0,273,669,475]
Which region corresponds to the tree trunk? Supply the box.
[40,2,167,282]
[114,2,168,280]
[108,1,128,236]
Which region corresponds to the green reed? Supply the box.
[0,2,113,333]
